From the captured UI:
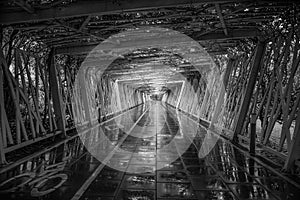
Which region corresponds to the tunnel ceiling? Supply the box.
[104,48,199,93]
[1,0,298,56]
[106,48,198,79]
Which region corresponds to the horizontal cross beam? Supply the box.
[56,29,260,55]
[0,0,254,24]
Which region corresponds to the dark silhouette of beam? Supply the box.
[14,0,35,14]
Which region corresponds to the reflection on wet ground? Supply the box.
[0,102,299,200]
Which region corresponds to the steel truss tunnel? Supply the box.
[0,1,300,200]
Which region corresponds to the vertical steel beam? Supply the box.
[249,113,256,155]
[0,60,7,164]
[115,80,122,111]
[49,48,66,137]
[210,58,234,125]
[223,58,234,88]
[284,106,300,171]
[176,81,185,109]
[232,40,266,143]
[78,69,92,126]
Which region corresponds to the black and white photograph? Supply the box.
[0,0,299,199]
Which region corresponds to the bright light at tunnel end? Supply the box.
[72,26,225,173]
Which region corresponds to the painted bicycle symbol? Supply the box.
[0,161,68,197]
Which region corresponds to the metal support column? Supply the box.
[176,81,185,109]
[49,48,66,137]
[115,80,122,112]
[210,58,234,126]
[78,69,92,126]
[0,60,7,164]
[232,40,266,143]
[284,108,300,171]
[249,113,256,155]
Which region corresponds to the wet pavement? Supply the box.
[0,102,299,200]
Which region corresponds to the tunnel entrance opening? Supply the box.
[72,27,224,172]
[150,94,163,101]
